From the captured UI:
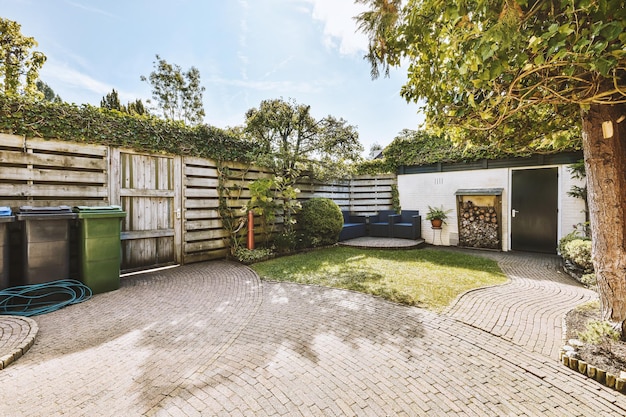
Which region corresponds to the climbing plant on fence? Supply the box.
[0,94,258,162]
[357,128,583,175]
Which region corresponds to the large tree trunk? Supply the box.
[581,103,626,323]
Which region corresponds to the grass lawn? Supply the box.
[250,246,507,312]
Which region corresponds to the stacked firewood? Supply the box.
[458,200,500,249]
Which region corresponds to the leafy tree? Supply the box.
[244,98,362,232]
[100,88,122,111]
[356,0,626,326]
[35,80,61,103]
[0,17,46,97]
[127,99,146,116]
[100,89,147,116]
[140,54,205,125]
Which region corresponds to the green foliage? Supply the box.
[565,239,594,273]
[216,163,250,257]
[581,273,597,287]
[234,247,273,264]
[244,98,363,183]
[36,80,61,103]
[356,0,624,141]
[127,99,146,116]
[244,178,280,246]
[272,231,298,253]
[0,94,258,161]
[101,88,122,111]
[244,98,360,234]
[0,18,46,97]
[558,231,586,256]
[355,158,394,175]
[390,183,400,213]
[425,206,452,222]
[274,176,301,234]
[381,129,581,170]
[299,198,343,247]
[559,231,593,273]
[140,54,205,125]
[567,159,590,237]
[578,320,620,346]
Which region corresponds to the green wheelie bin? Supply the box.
[73,206,126,294]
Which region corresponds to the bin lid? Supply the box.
[73,205,123,212]
[19,205,73,214]
[16,205,77,220]
[73,205,126,219]
[0,207,13,223]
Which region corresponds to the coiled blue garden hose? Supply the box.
[0,280,92,317]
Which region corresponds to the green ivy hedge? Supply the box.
[0,95,259,162]
[357,128,583,175]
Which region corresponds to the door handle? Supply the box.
[512,209,519,218]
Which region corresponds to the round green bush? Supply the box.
[565,239,594,273]
[558,231,588,257]
[299,198,343,247]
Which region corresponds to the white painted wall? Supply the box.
[559,165,588,237]
[398,164,586,250]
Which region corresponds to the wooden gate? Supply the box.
[109,149,182,271]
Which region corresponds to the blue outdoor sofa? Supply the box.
[339,211,368,241]
[391,210,422,240]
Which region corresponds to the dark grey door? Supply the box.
[511,168,558,253]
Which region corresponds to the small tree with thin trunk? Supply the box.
[141,54,205,125]
[244,98,362,233]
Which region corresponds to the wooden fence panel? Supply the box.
[182,158,274,264]
[349,174,396,215]
[1,134,396,270]
[182,157,224,264]
[0,134,108,208]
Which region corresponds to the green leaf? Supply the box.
[558,24,574,36]
[594,57,616,76]
[600,21,623,41]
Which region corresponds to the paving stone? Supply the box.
[0,252,623,415]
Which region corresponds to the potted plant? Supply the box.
[426,205,451,229]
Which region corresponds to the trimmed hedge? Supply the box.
[0,94,259,162]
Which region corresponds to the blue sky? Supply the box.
[2,0,424,154]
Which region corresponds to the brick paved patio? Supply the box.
[0,249,621,416]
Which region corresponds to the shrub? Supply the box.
[578,320,620,346]
[273,231,297,253]
[299,198,343,247]
[565,239,594,273]
[580,273,597,287]
[234,247,273,264]
[558,231,588,257]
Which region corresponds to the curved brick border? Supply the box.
[0,316,38,370]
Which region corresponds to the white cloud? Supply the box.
[299,0,369,55]
[238,0,250,80]
[206,76,328,94]
[65,0,117,18]
[37,60,149,105]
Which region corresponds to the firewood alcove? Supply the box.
[455,189,503,250]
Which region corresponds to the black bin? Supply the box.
[16,206,77,285]
[0,206,14,290]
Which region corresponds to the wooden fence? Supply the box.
[0,134,395,270]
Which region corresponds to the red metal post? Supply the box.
[247,210,255,249]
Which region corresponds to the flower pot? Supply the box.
[430,219,443,229]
